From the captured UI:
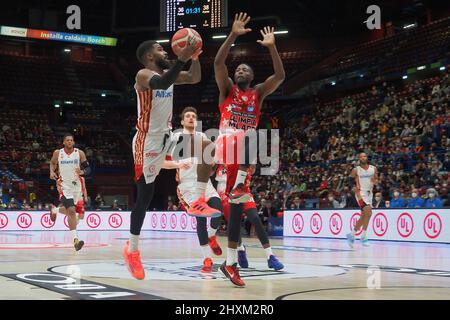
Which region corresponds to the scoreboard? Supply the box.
[160,0,228,32]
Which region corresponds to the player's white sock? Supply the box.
[217,181,227,194]
[265,247,274,259]
[201,245,212,259]
[233,170,247,189]
[192,182,208,202]
[237,244,245,251]
[226,248,237,266]
[129,234,139,252]
[362,230,367,239]
[71,229,78,241]
[207,227,217,238]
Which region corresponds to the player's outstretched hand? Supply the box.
[177,36,199,62]
[231,12,252,36]
[257,26,276,47]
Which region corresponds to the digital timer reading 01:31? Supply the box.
[185,7,201,15]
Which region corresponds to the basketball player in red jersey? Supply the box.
[124,36,220,280]
[214,12,285,286]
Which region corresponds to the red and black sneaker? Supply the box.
[228,183,252,204]
[208,235,222,256]
[219,261,245,287]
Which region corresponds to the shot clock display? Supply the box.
[161,0,228,32]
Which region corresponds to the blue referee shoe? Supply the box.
[238,246,249,268]
[268,255,284,271]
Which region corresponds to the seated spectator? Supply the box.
[373,192,384,208]
[424,188,443,208]
[324,193,342,208]
[111,200,122,211]
[407,188,425,208]
[390,190,406,208]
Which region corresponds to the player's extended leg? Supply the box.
[346,204,371,248]
[207,197,223,256]
[61,196,84,252]
[244,208,284,270]
[219,203,245,287]
[360,206,373,246]
[185,138,221,217]
[123,176,155,280]
[195,217,214,273]
[229,133,256,204]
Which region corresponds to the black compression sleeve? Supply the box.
[80,161,91,176]
[149,60,186,90]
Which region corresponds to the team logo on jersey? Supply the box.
[247,106,255,112]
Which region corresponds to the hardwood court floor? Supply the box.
[0,230,449,300]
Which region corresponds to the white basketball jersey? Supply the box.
[170,130,208,182]
[135,71,173,135]
[356,165,375,192]
[58,148,80,184]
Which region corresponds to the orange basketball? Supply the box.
[171,28,202,56]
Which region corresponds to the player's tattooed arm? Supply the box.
[50,150,59,180]
[175,58,202,85]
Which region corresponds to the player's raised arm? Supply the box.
[175,52,202,85]
[136,38,200,91]
[50,150,59,180]
[214,12,252,99]
[255,27,285,101]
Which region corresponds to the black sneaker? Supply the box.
[74,239,84,251]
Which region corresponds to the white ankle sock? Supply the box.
[201,245,212,259]
[264,247,273,259]
[71,229,78,241]
[362,230,367,239]
[192,182,207,202]
[207,227,217,238]
[129,234,139,252]
[226,248,237,266]
[237,244,245,251]
[233,170,247,189]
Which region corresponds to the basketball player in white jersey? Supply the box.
[50,133,91,251]
[124,38,220,280]
[50,175,87,224]
[163,107,223,273]
[346,153,378,248]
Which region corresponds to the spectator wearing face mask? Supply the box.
[384,200,391,208]
[424,188,443,208]
[390,190,406,208]
[325,193,342,208]
[373,192,384,208]
[407,188,425,208]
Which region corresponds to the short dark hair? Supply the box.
[180,106,198,120]
[63,133,74,141]
[136,40,157,65]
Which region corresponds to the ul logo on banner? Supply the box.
[191,217,197,231]
[17,213,32,229]
[396,213,414,238]
[160,214,167,229]
[86,214,101,229]
[292,213,304,234]
[350,213,363,236]
[0,213,8,229]
[41,214,55,229]
[151,214,158,228]
[170,214,177,230]
[372,213,388,237]
[310,213,323,234]
[108,214,122,229]
[423,213,442,239]
[180,214,188,230]
[329,213,342,235]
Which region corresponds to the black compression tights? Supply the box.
[196,197,223,246]
[130,176,155,235]
[228,204,269,247]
